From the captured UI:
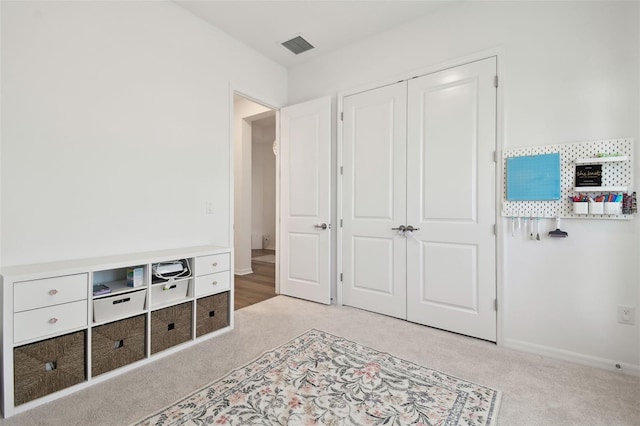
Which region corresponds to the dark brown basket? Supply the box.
[14,330,86,406]
[196,292,229,338]
[150,302,192,354]
[92,314,146,377]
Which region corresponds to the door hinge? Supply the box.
[340,219,343,227]
[494,299,498,311]
[493,224,497,235]
[340,273,343,282]
[340,112,344,121]
[340,166,343,175]
[493,151,498,163]
[494,75,499,88]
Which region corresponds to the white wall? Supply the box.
[288,1,640,371]
[1,1,287,266]
[233,97,272,274]
[251,118,276,251]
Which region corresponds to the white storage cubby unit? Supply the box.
[0,245,233,418]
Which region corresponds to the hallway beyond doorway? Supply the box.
[234,249,276,310]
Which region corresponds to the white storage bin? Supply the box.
[151,279,190,307]
[93,289,146,323]
[604,202,622,215]
[573,202,588,214]
[588,202,604,215]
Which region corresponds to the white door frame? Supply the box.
[337,48,505,345]
[229,86,281,293]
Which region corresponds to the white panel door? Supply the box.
[342,83,407,319]
[406,57,497,341]
[279,97,331,304]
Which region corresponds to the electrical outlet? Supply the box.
[205,201,214,214]
[617,306,635,325]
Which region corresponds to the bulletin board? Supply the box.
[501,138,634,219]
[506,153,561,201]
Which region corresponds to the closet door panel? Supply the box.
[406,57,497,342]
[342,82,407,319]
[421,77,477,222]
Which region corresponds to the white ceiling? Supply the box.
[175,1,448,69]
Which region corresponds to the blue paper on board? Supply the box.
[506,153,561,201]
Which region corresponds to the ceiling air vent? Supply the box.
[281,35,314,55]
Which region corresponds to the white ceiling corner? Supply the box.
[174,1,449,69]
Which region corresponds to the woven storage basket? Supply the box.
[150,302,192,354]
[14,330,86,406]
[196,292,229,337]
[92,314,146,377]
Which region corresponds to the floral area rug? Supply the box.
[135,329,501,425]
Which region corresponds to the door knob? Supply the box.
[405,225,420,237]
[314,223,329,230]
[392,225,406,235]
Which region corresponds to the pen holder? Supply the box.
[604,202,622,215]
[573,202,588,214]
[588,202,604,215]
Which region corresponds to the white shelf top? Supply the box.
[573,186,629,192]
[574,155,629,164]
[1,245,231,279]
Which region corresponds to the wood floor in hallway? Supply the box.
[234,249,276,310]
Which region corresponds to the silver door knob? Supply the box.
[392,225,406,232]
[314,223,328,230]
[406,225,420,232]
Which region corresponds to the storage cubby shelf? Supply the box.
[93,280,141,299]
[92,310,146,327]
[0,245,233,418]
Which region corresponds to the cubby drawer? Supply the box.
[195,272,230,297]
[195,253,230,276]
[14,274,88,313]
[14,330,86,406]
[14,301,87,344]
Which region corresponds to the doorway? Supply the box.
[232,93,332,308]
[233,93,277,309]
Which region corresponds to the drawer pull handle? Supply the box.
[212,262,218,267]
[112,297,131,305]
[212,281,218,285]
[49,289,58,296]
[49,318,58,324]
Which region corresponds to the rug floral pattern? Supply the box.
[137,329,501,426]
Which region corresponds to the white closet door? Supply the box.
[406,57,497,341]
[279,96,332,304]
[342,82,407,319]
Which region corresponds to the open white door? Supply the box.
[279,97,331,304]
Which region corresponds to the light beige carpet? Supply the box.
[1,296,639,425]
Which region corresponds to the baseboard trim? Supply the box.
[503,338,640,377]
[235,268,253,276]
